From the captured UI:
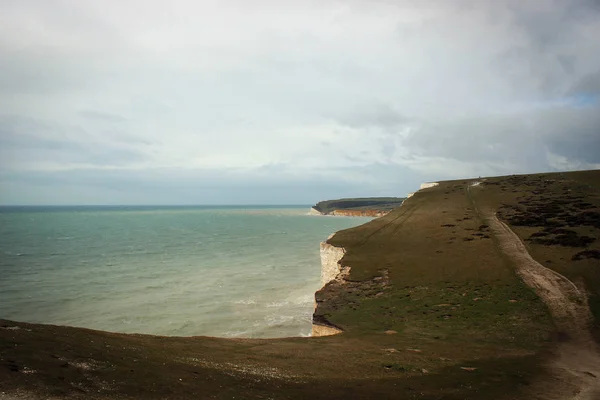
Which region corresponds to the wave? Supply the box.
[232,298,256,305]
[267,301,289,308]
[0,206,368,337]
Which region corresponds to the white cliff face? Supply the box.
[405,182,438,199]
[312,234,347,337]
[308,207,323,216]
[319,234,347,288]
[419,182,439,190]
[314,181,440,337]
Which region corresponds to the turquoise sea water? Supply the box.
[0,206,371,338]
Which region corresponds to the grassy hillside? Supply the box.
[2,170,599,399]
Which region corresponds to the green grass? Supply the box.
[324,282,551,347]
[469,170,600,340]
[3,169,599,399]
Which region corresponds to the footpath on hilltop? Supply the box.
[2,170,600,400]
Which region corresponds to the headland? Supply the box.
[310,197,406,217]
[2,170,599,399]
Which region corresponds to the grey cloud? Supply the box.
[547,136,600,165]
[568,70,600,96]
[0,116,77,150]
[1,1,600,204]
[333,105,412,129]
[78,110,128,123]
[0,48,107,95]
[557,54,577,75]
[397,105,600,171]
[509,0,600,48]
[331,102,599,177]
[0,164,417,205]
[543,108,600,163]
[0,115,146,169]
[490,0,600,96]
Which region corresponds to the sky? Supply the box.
[1,0,599,205]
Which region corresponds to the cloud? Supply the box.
[569,70,600,96]
[78,110,128,123]
[0,0,599,204]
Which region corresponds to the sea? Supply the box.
[0,206,371,338]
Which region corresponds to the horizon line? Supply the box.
[0,204,314,207]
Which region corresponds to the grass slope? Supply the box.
[2,170,599,399]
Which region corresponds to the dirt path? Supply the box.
[468,185,600,400]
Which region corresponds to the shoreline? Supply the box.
[5,172,598,399]
[0,206,366,340]
[310,182,439,336]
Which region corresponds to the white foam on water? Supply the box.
[0,206,372,338]
[267,301,289,308]
[233,298,256,305]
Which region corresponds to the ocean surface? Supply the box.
[0,206,371,338]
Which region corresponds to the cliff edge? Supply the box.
[311,183,439,336]
[2,171,600,400]
[311,234,347,336]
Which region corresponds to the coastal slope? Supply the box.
[2,170,600,400]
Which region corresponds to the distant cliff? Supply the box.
[310,197,406,217]
[311,186,434,336]
[4,173,600,400]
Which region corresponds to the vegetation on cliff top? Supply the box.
[312,197,406,215]
[2,170,599,399]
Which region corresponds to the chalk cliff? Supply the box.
[311,234,347,336]
[330,209,387,217]
[420,182,439,190]
[308,207,322,216]
[319,234,348,287]
[311,182,439,337]
[311,208,388,217]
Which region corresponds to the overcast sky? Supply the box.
[1,0,599,205]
